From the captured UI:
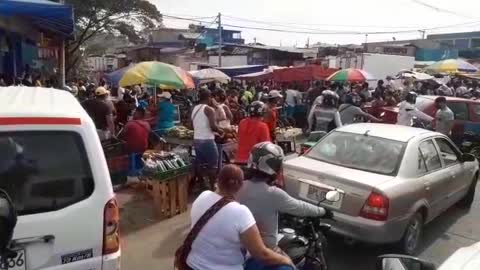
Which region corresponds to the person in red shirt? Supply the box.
[121,107,151,154]
[236,101,271,164]
[263,90,283,142]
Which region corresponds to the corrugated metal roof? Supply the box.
[0,87,88,119]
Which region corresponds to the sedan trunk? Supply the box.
[283,156,396,216]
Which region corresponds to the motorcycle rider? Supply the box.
[396,92,433,126]
[307,90,342,133]
[339,93,382,125]
[237,142,333,249]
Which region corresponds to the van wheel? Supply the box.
[457,175,478,209]
[395,212,423,255]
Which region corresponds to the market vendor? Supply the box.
[192,89,224,190]
[121,107,151,154]
[264,90,282,142]
[155,91,176,135]
[236,101,271,164]
[214,89,233,129]
[120,107,151,178]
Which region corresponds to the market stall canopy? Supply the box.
[0,0,74,37]
[215,65,267,77]
[105,65,132,87]
[425,59,479,73]
[189,68,230,84]
[108,62,194,89]
[234,66,285,81]
[272,66,338,82]
[396,70,434,81]
[326,68,374,82]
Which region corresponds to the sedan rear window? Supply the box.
[306,131,405,175]
[0,132,94,215]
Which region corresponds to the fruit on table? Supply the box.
[167,126,194,139]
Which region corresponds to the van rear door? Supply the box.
[0,131,105,270]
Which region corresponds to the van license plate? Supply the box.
[0,249,26,270]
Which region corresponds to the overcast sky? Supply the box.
[151,0,480,46]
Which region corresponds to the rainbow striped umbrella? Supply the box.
[326,68,374,82]
[108,61,194,89]
[425,59,478,73]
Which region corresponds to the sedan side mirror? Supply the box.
[0,189,17,254]
[461,153,476,163]
[377,255,436,270]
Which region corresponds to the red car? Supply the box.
[377,96,480,140]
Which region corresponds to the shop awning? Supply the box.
[0,0,74,37]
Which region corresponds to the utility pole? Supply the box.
[361,34,368,69]
[217,12,222,67]
[419,30,426,39]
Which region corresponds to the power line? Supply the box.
[223,14,421,30]
[410,0,478,20]
[162,14,480,36]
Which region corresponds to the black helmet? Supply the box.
[248,101,266,117]
[406,91,418,104]
[247,142,284,176]
[321,90,339,107]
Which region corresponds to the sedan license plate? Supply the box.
[0,249,26,270]
[306,185,332,205]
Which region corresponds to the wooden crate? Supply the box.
[144,172,190,218]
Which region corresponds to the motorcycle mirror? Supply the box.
[0,189,17,254]
[325,190,341,202]
[376,255,436,270]
[380,112,386,117]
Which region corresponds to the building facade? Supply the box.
[428,31,480,50]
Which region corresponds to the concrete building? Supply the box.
[428,31,480,50]
[0,0,74,85]
[207,43,317,67]
[362,39,457,63]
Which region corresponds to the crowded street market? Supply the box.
[2,1,480,270]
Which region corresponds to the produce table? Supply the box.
[164,136,237,169]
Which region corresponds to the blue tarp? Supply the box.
[215,65,267,77]
[0,0,74,37]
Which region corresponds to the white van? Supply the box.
[0,87,120,270]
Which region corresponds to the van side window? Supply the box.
[419,140,442,172]
[0,132,94,215]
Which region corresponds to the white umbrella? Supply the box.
[189,68,231,84]
[396,70,434,81]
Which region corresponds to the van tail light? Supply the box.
[360,192,389,221]
[103,198,120,255]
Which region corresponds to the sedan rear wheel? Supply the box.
[396,212,423,255]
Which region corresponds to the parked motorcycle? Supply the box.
[278,191,340,270]
[461,132,480,160]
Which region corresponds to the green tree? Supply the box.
[65,0,162,77]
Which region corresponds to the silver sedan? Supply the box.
[283,123,479,255]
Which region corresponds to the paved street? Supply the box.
[119,182,480,270]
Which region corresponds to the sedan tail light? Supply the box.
[360,192,389,221]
